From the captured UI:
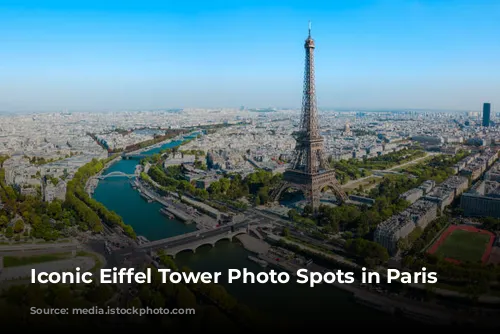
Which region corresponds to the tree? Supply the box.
[85,283,114,305]
[288,209,299,220]
[345,238,389,266]
[127,296,142,308]
[302,204,312,216]
[0,215,8,228]
[47,201,63,220]
[13,220,24,233]
[175,285,197,309]
[150,294,166,308]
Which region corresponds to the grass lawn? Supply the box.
[435,229,490,263]
[343,176,382,191]
[3,252,72,268]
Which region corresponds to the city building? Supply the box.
[374,199,437,254]
[485,163,500,182]
[441,175,469,197]
[411,135,443,146]
[424,186,454,211]
[461,180,500,218]
[399,188,423,204]
[44,180,67,202]
[418,180,436,195]
[423,176,468,212]
[483,102,491,127]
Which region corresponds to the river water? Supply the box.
[92,134,402,326]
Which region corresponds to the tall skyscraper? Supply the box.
[483,103,491,127]
[271,23,347,211]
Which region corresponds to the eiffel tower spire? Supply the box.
[271,24,347,211]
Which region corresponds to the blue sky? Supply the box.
[0,0,499,112]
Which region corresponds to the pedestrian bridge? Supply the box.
[96,171,136,179]
[163,229,248,258]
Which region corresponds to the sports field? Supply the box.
[427,225,494,264]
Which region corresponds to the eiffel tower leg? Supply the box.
[270,181,290,203]
[327,180,348,202]
[331,182,348,202]
[310,187,321,213]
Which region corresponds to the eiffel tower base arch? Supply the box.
[270,169,347,213]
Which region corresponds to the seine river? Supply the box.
[92,135,404,326]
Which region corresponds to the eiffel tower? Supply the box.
[271,22,347,211]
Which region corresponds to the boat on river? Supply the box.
[139,191,153,203]
[160,208,175,219]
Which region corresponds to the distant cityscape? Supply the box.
[0,104,498,201]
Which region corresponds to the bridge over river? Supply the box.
[136,220,267,257]
[94,171,136,180]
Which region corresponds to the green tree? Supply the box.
[175,285,197,309]
[0,215,8,227]
[47,201,63,220]
[303,205,313,216]
[5,226,14,238]
[13,220,24,233]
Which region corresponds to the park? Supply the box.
[427,225,495,264]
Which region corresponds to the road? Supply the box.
[0,247,79,257]
[247,207,289,227]
[288,230,345,253]
[0,242,80,255]
[0,257,95,281]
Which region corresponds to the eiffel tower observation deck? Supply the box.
[271,22,348,211]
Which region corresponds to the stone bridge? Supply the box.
[137,222,251,254]
[163,229,248,258]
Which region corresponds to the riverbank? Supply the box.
[235,234,270,254]
[85,155,123,195]
[231,231,500,327]
[122,132,191,156]
[255,240,480,326]
[134,179,195,224]
[134,178,220,230]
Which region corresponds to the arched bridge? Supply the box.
[137,221,253,256]
[163,229,248,258]
[96,171,136,179]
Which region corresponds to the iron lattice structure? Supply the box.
[271,24,347,211]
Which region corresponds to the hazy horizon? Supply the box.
[0,106,482,115]
[1,0,499,113]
